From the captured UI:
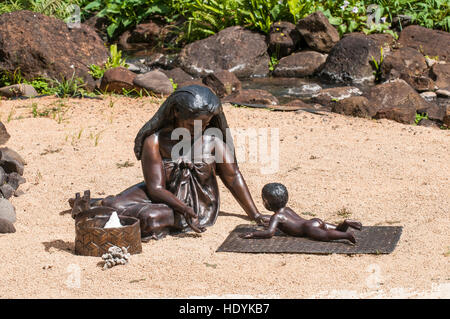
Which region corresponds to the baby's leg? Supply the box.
[322,220,362,231]
[306,226,356,244]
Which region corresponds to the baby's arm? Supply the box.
[241,214,284,239]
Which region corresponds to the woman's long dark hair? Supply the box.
[134,85,235,160]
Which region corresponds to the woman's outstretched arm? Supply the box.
[215,139,270,226]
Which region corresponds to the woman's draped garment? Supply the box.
[102,156,219,232]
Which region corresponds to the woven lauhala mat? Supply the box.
[216,225,402,254]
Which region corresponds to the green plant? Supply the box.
[83,0,171,38]
[50,73,87,98]
[268,55,279,72]
[415,112,429,125]
[89,44,129,79]
[169,78,178,90]
[371,46,384,83]
[0,0,91,19]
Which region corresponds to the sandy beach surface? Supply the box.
[0,95,448,299]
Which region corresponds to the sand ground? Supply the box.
[0,95,448,299]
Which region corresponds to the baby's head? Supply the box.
[261,183,288,212]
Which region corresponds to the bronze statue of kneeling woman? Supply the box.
[70,85,269,240]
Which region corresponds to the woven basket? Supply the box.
[75,215,142,257]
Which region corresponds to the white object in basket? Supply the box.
[104,211,123,229]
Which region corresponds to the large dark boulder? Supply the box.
[0,11,108,90]
[273,51,327,77]
[366,79,439,124]
[398,25,450,62]
[319,33,382,84]
[296,11,340,53]
[179,26,270,78]
[382,47,435,92]
[268,21,302,59]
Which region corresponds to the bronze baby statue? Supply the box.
[241,183,362,243]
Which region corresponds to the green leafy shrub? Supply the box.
[0,0,90,19]
[89,44,129,79]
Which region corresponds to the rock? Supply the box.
[0,184,14,199]
[331,96,372,118]
[161,68,194,86]
[366,33,396,50]
[312,86,362,106]
[100,67,137,94]
[0,167,6,186]
[409,76,436,92]
[0,217,15,233]
[319,33,382,84]
[374,107,416,124]
[202,70,242,98]
[0,154,24,176]
[436,89,450,98]
[118,21,166,51]
[443,106,450,127]
[420,92,437,102]
[176,79,209,90]
[417,118,441,128]
[126,21,162,44]
[144,53,179,70]
[0,84,38,98]
[0,198,15,223]
[430,63,450,90]
[398,25,450,62]
[268,21,302,59]
[127,62,149,74]
[133,70,174,96]
[273,51,327,77]
[296,11,340,53]
[391,15,413,31]
[382,47,427,79]
[83,15,108,41]
[223,89,279,106]
[416,103,445,122]
[0,10,108,90]
[179,26,269,78]
[6,172,26,190]
[284,99,312,108]
[0,122,10,146]
[381,47,436,92]
[0,147,27,166]
[367,79,435,124]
